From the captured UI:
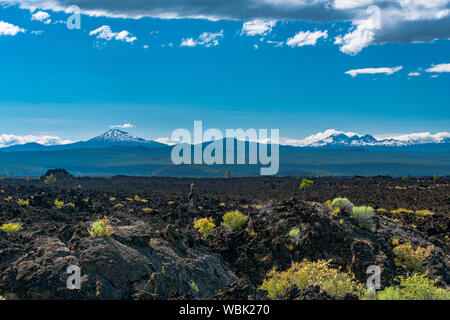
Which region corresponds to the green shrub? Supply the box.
[402,176,409,182]
[378,273,449,300]
[194,217,216,237]
[54,199,75,208]
[0,223,22,233]
[393,242,433,271]
[190,280,199,293]
[299,179,313,189]
[88,217,112,238]
[260,259,364,300]
[415,210,435,216]
[134,195,148,203]
[225,169,232,179]
[17,198,30,206]
[44,174,56,184]
[222,210,248,231]
[289,227,300,238]
[330,197,354,214]
[391,208,414,214]
[351,206,374,228]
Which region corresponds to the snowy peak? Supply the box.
[89,129,147,144]
[287,130,450,147]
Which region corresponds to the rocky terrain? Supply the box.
[0,170,448,300]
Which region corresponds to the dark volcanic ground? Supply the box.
[0,173,448,299]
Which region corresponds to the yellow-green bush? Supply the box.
[378,273,449,300]
[134,195,148,203]
[351,206,374,228]
[289,227,300,238]
[391,208,414,214]
[393,242,433,271]
[44,174,56,184]
[194,217,215,237]
[88,217,112,238]
[54,199,75,208]
[415,210,435,216]
[0,223,22,233]
[329,197,354,215]
[299,178,313,189]
[260,259,364,299]
[222,210,248,231]
[17,199,30,206]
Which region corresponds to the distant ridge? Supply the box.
[1,129,449,152]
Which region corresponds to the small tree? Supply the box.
[225,169,232,179]
[433,173,440,181]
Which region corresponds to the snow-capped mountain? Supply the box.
[88,129,149,144]
[283,129,450,147]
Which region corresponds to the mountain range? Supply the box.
[1,129,450,152]
[0,129,449,177]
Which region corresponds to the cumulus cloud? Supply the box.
[241,19,276,36]
[408,71,421,76]
[286,30,328,47]
[109,123,135,129]
[89,25,137,43]
[5,0,450,54]
[425,63,450,73]
[0,21,25,36]
[154,137,176,146]
[31,10,51,24]
[345,66,403,77]
[180,30,224,47]
[0,134,73,148]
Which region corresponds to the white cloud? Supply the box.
[180,38,197,47]
[0,134,73,148]
[180,30,224,47]
[408,71,421,76]
[334,1,450,54]
[241,19,276,36]
[143,44,149,49]
[425,63,450,73]
[109,123,135,129]
[286,30,328,47]
[345,66,403,77]
[6,0,450,54]
[31,11,50,23]
[0,21,25,36]
[89,25,137,43]
[155,137,176,146]
[334,18,375,55]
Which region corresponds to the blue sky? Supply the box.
[0,1,449,146]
